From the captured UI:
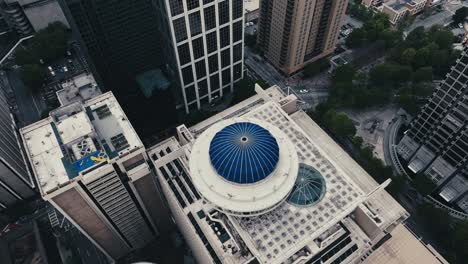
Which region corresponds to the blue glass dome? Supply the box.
[209,122,280,184]
[287,164,326,207]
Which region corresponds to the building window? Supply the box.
[189,12,202,36]
[208,54,219,73]
[186,0,199,10]
[232,0,243,19]
[218,0,230,25]
[185,85,196,102]
[177,43,191,65]
[192,37,204,59]
[232,21,242,42]
[233,43,242,62]
[182,66,194,85]
[204,6,216,31]
[169,0,184,16]
[195,60,207,79]
[173,18,187,43]
[221,48,230,68]
[222,68,231,85]
[210,74,220,91]
[206,31,217,53]
[198,79,208,97]
[220,26,230,48]
[203,0,214,3]
[233,63,242,80]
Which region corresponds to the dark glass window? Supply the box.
[185,85,196,102]
[220,26,230,48]
[232,0,243,19]
[186,0,199,10]
[182,66,194,85]
[195,60,206,78]
[233,63,242,80]
[233,43,242,62]
[192,37,204,59]
[221,48,230,68]
[218,0,230,25]
[178,44,191,65]
[204,6,216,31]
[206,32,217,53]
[203,0,214,3]
[189,12,202,36]
[233,21,242,42]
[210,74,220,91]
[222,68,231,85]
[173,18,187,43]
[198,79,208,97]
[208,54,218,73]
[169,0,184,16]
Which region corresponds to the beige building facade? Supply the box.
[257,0,348,75]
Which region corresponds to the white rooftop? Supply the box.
[190,117,299,215]
[56,73,100,106]
[21,92,143,195]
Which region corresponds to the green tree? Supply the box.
[303,58,330,78]
[333,64,356,83]
[323,110,356,137]
[431,26,454,50]
[413,66,433,82]
[20,64,46,92]
[14,47,38,66]
[453,6,468,25]
[400,48,417,65]
[346,28,368,48]
[352,136,364,148]
[411,174,436,195]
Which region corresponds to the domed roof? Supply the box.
[287,164,326,207]
[209,122,279,184]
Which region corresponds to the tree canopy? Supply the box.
[20,64,46,92]
[453,6,468,25]
[323,110,356,137]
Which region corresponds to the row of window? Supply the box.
[180,44,243,85]
[172,8,243,43]
[184,63,242,102]
[169,0,243,21]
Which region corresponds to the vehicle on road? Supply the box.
[299,89,309,93]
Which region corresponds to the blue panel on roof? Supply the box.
[209,122,279,184]
[287,164,326,207]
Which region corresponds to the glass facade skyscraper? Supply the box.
[156,0,244,113]
[397,47,468,212]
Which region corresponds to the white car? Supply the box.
[459,23,464,28]
[299,89,309,93]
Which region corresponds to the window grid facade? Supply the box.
[164,0,244,113]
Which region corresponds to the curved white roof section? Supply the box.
[189,118,299,216]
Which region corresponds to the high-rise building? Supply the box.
[397,48,468,213]
[147,84,447,264]
[20,91,163,261]
[0,0,69,35]
[155,0,244,113]
[257,0,348,75]
[0,79,35,210]
[58,0,162,87]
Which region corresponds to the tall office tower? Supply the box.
[155,0,245,113]
[257,0,348,75]
[397,48,468,213]
[58,0,161,88]
[147,84,448,264]
[20,92,162,261]
[0,81,35,210]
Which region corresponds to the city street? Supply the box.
[244,47,330,109]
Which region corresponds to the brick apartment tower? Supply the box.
[257,0,348,75]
